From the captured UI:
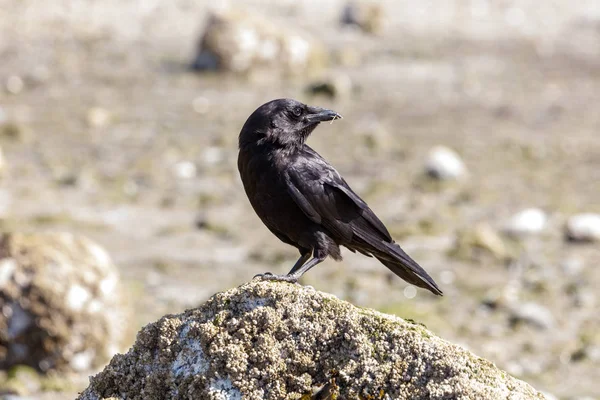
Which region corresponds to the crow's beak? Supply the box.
[306,107,343,123]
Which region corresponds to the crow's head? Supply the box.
[239,98,342,149]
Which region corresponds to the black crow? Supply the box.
[238,98,442,295]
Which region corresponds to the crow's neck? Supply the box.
[240,140,304,161]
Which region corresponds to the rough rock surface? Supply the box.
[191,8,328,74]
[78,281,546,400]
[0,232,127,372]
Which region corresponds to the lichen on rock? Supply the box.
[0,232,128,373]
[78,280,546,400]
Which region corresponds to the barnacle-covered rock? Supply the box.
[0,232,127,372]
[78,280,545,399]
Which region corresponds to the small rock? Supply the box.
[452,223,508,260]
[354,118,391,151]
[565,213,600,242]
[503,208,547,237]
[0,232,128,372]
[192,96,211,114]
[1,122,26,141]
[86,107,111,128]
[28,65,51,85]
[172,161,197,179]
[569,286,596,309]
[194,215,209,230]
[341,1,384,34]
[425,146,467,180]
[509,302,555,330]
[5,76,24,95]
[587,345,600,363]
[201,147,224,166]
[307,74,353,99]
[51,165,78,186]
[481,284,520,311]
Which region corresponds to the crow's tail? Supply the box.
[348,218,443,295]
[353,238,443,295]
[375,253,443,296]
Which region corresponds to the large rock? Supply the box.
[191,8,328,74]
[0,232,127,372]
[78,281,546,400]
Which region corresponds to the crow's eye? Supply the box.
[292,106,303,117]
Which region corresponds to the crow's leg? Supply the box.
[253,249,311,282]
[254,250,327,283]
[286,250,312,275]
[286,254,325,280]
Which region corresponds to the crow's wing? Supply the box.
[285,148,443,295]
[285,152,391,246]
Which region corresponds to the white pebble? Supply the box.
[504,208,547,236]
[86,107,111,128]
[510,302,555,330]
[192,96,211,114]
[566,213,600,242]
[425,146,467,180]
[173,161,197,179]
[202,147,224,165]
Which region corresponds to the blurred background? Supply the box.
[0,0,599,398]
